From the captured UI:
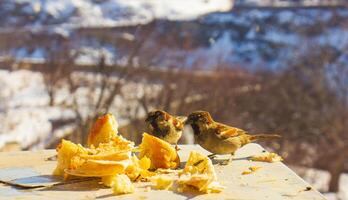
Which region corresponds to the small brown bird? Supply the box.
[186,111,280,164]
[145,110,186,150]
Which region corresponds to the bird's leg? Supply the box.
[207,153,216,160]
[175,144,181,151]
[45,155,57,161]
[229,152,235,162]
[220,152,234,165]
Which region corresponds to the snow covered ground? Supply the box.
[235,0,343,7]
[3,6,348,71]
[0,69,161,150]
[0,0,232,29]
[0,70,74,149]
[199,8,348,70]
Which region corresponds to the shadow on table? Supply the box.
[180,155,252,167]
[1,175,61,189]
[12,175,61,186]
[96,184,205,200]
[1,174,101,191]
[38,178,102,192]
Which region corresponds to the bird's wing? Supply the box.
[215,122,246,140]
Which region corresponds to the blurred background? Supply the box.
[0,0,347,199]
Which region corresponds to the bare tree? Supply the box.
[231,45,348,192]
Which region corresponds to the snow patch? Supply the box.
[1,0,232,28]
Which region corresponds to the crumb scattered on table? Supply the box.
[242,166,262,175]
[250,152,283,163]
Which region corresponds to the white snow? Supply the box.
[317,28,348,50]
[0,69,162,149]
[11,48,46,63]
[0,70,77,149]
[0,70,48,149]
[149,32,236,69]
[235,0,341,7]
[0,70,48,108]
[42,0,76,20]
[263,30,300,45]
[2,5,348,70]
[1,0,233,28]
[277,10,294,24]
[0,108,50,149]
[74,45,116,65]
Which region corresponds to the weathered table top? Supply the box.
[0,144,325,200]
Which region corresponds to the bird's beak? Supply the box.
[177,116,187,123]
[185,117,192,125]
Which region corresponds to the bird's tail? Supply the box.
[249,134,281,141]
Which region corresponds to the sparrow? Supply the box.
[145,110,186,150]
[186,111,280,164]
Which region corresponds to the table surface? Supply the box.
[0,144,326,200]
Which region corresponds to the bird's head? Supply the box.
[186,111,214,126]
[145,110,169,123]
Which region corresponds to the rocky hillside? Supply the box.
[0,1,347,71]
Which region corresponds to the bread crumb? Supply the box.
[152,175,174,190]
[250,153,283,163]
[242,166,261,175]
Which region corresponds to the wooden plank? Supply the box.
[0,144,325,200]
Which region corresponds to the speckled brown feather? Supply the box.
[187,111,280,155]
[145,110,185,145]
